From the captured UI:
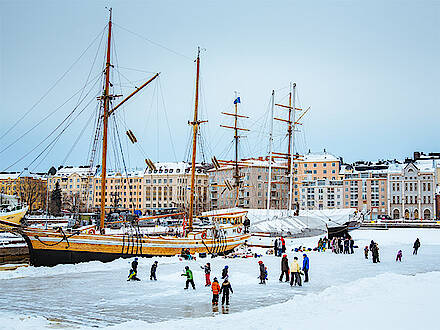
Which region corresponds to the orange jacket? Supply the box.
[212,281,220,294]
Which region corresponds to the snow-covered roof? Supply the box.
[0,172,21,180]
[54,166,97,177]
[300,152,339,163]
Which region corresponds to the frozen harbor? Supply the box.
[0,228,439,329]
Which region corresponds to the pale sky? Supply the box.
[1,0,439,173]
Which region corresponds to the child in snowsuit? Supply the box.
[279,254,290,282]
[201,262,211,286]
[128,269,140,281]
[258,261,266,284]
[364,246,369,259]
[211,277,220,305]
[396,250,403,262]
[181,266,195,289]
[220,278,233,305]
[150,261,158,280]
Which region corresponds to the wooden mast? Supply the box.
[188,47,201,232]
[233,91,240,206]
[266,90,274,211]
[100,9,112,230]
[288,83,296,211]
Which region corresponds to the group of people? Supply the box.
[316,237,328,251]
[183,263,234,306]
[330,236,355,254]
[279,253,310,286]
[127,257,158,281]
[273,237,286,257]
[364,240,380,263]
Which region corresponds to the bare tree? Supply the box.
[17,177,46,213]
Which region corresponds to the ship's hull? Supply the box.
[20,228,250,267]
[0,207,28,228]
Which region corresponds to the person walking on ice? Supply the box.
[220,277,233,305]
[290,256,302,287]
[150,261,158,280]
[396,250,403,262]
[302,254,310,283]
[211,277,220,305]
[258,261,266,284]
[413,238,421,255]
[181,266,195,290]
[364,246,369,259]
[279,254,289,282]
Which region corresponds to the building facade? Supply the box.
[91,162,209,215]
[0,171,47,212]
[388,161,436,220]
[209,158,289,210]
[300,178,344,209]
[48,166,96,212]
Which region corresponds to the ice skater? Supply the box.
[131,257,139,273]
[220,277,233,305]
[413,238,421,255]
[181,266,195,290]
[279,254,289,282]
[128,268,140,281]
[150,261,158,280]
[364,246,369,259]
[201,262,211,286]
[222,265,229,279]
[396,250,403,262]
[211,277,220,305]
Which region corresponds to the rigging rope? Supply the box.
[0,26,107,143]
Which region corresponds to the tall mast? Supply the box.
[266,90,274,211]
[100,9,112,230]
[188,47,201,232]
[288,83,296,211]
[234,91,240,206]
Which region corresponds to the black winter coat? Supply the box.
[220,281,233,295]
[259,263,265,275]
[222,268,228,279]
[281,256,289,271]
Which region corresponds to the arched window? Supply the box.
[414,209,419,220]
[404,209,410,220]
[423,209,431,220]
[393,209,400,219]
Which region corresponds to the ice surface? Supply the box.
[0,228,439,329]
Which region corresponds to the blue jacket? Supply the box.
[302,255,309,270]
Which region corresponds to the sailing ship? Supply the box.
[1,10,250,266]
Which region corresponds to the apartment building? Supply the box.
[0,170,47,212]
[92,162,209,215]
[300,178,344,209]
[48,166,96,211]
[339,161,389,217]
[209,158,289,210]
[143,162,209,215]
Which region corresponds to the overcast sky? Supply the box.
[1,0,439,173]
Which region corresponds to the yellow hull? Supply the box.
[20,226,251,266]
[0,207,28,228]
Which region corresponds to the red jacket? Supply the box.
[212,281,220,294]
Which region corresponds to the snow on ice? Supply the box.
[0,228,439,330]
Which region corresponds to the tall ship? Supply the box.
[0,10,250,266]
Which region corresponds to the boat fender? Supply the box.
[236,227,242,233]
[201,232,207,239]
[88,229,96,235]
